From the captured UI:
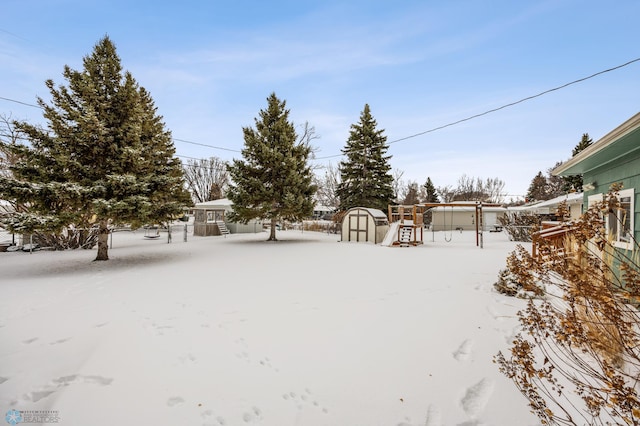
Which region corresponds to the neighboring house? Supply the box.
[553,112,640,252]
[509,192,584,222]
[192,198,263,236]
[312,205,336,220]
[431,204,507,232]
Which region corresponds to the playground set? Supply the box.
[386,202,501,248]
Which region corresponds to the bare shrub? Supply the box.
[495,185,640,425]
[499,211,541,242]
[494,246,545,298]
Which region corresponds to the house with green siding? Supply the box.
[553,112,640,253]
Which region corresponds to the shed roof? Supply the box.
[553,112,640,176]
[345,207,388,219]
[194,198,232,208]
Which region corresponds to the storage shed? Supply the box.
[341,207,389,244]
[192,198,263,236]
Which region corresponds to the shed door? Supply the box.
[348,212,370,242]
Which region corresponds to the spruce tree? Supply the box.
[423,177,440,203]
[526,171,549,202]
[226,93,316,241]
[403,182,420,205]
[0,36,190,260]
[336,104,394,211]
[563,133,593,192]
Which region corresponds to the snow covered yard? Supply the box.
[0,229,541,425]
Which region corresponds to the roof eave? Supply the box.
[552,112,640,176]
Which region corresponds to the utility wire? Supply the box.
[313,56,640,160]
[2,56,639,163]
[387,57,640,145]
[172,138,240,153]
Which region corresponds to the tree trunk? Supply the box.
[95,221,109,261]
[268,217,278,241]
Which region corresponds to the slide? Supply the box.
[381,222,400,246]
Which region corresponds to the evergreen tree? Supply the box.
[403,181,420,205]
[0,36,190,260]
[226,93,316,241]
[546,161,566,198]
[563,133,593,192]
[526,171,548,202]
[336,104,394,211]
[422,177,440,203]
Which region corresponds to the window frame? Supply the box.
[608,188,634,250]
[587,189,635,250]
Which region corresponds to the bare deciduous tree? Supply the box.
[392,168,405,203]
[484,177,506,203]
[443,174,506,202]
[183,157,229,204]
[314,162,340,209]
[0,114,23,178]
[437,184,456,202]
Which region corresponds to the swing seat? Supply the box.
[143,225,160,239]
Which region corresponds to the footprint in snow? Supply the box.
[242,406,262,422]
[23,374,113,403]
[167,396,185,406]
[282,388,328,413]
[460,378,494,419]
[424,404,443,426]
[452,339,473,362]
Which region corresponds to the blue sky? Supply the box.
[1,0,639,200]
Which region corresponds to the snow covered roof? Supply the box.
[194,198,232,208]
[431,205,507,213]
[345,207,388,219]
[313,205,335,212]
[515,192,583,212]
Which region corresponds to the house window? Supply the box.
[607,188,633,248]
[206,210,224,222]
[587,189,634,250]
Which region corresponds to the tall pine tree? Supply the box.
[0,36,190,260]
[336,104,394,211]
[563,133,593,192]
[422,177,440,203]
[526,171,548,202]
[226,93,316,241]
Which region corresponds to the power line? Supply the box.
[172,138,241,153]
[313,56,640,160]
[2,56,639,163]
[0,96,41,109]
[0,100,242,154]
[387,57,640,145]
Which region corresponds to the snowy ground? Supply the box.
[0,228,542,426]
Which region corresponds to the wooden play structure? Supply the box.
[387,202,502,248]
[386,205,425,246]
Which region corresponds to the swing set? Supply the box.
[388,202,500,248]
